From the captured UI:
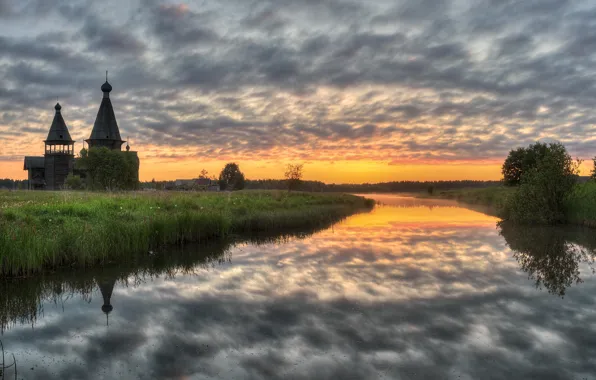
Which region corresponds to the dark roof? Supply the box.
[45,103,74,143]
[196,178,212,186]
[24,156,45,170]
[88,83,123,142]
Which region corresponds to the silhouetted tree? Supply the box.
[219,163,245,191]
[502,142,551,186]
[284,164,304,191]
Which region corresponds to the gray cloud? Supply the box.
[2,0,596,167]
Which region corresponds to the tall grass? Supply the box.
[0,190,373,276]
[566,181,596,227]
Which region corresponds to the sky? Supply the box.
[1,0,596,183]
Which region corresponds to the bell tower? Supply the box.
[44,103,75,190]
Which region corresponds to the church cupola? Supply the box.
[45,102,75,155]
[85,71,125,151]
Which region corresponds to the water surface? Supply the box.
[2,195,596,380]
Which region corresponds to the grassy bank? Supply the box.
[567,182,596,227]
[420,183,596,226]
[0,191,373,276]
[419,187,515,212]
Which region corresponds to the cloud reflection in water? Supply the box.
[2,195,596,380]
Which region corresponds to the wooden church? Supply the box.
[23,75,139,190]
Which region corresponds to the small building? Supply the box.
[23,75,140,190]
[174,177,219,191]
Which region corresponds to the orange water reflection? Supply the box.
[343,203,499,229]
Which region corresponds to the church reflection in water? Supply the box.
[96,276,116,326]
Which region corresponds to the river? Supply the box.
[1,194,596,380]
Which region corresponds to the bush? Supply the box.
[65,174,84,190]
[503,142,580,224]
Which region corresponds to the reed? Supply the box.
[0,190,373,276]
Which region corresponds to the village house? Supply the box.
[174,177,219,191]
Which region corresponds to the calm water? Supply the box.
[2,194,596,380]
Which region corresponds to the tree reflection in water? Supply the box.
[499,221,596,297]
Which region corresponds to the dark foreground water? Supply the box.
[2,194,596,380]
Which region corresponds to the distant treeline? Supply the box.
[244,179,502,193]
[27,178,506,193]
[19,177,595,193]
[0,179,27,190]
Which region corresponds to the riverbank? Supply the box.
[417,186,514,214]
[419,182,596,226]
[0,190,373,277]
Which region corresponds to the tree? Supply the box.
[65,174,84,190]
[218,163,245,191]
[284,164,304,191]
[78,147,139,191]
[502,142,551,186]
[592,157,596,180]
[200,169,209,178]
[503,142,581,224]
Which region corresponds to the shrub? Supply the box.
[65,174,84,190]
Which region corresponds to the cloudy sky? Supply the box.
[1,0,596,182]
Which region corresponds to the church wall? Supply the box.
[44,156,55,190]
[45,154,74,190]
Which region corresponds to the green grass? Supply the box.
[0,190,373,276]
[419,186,515,213]
[421,183,596,226]
[566,181,596,227]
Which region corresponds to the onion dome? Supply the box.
[55,102,62,111]
[101,81,112,93]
